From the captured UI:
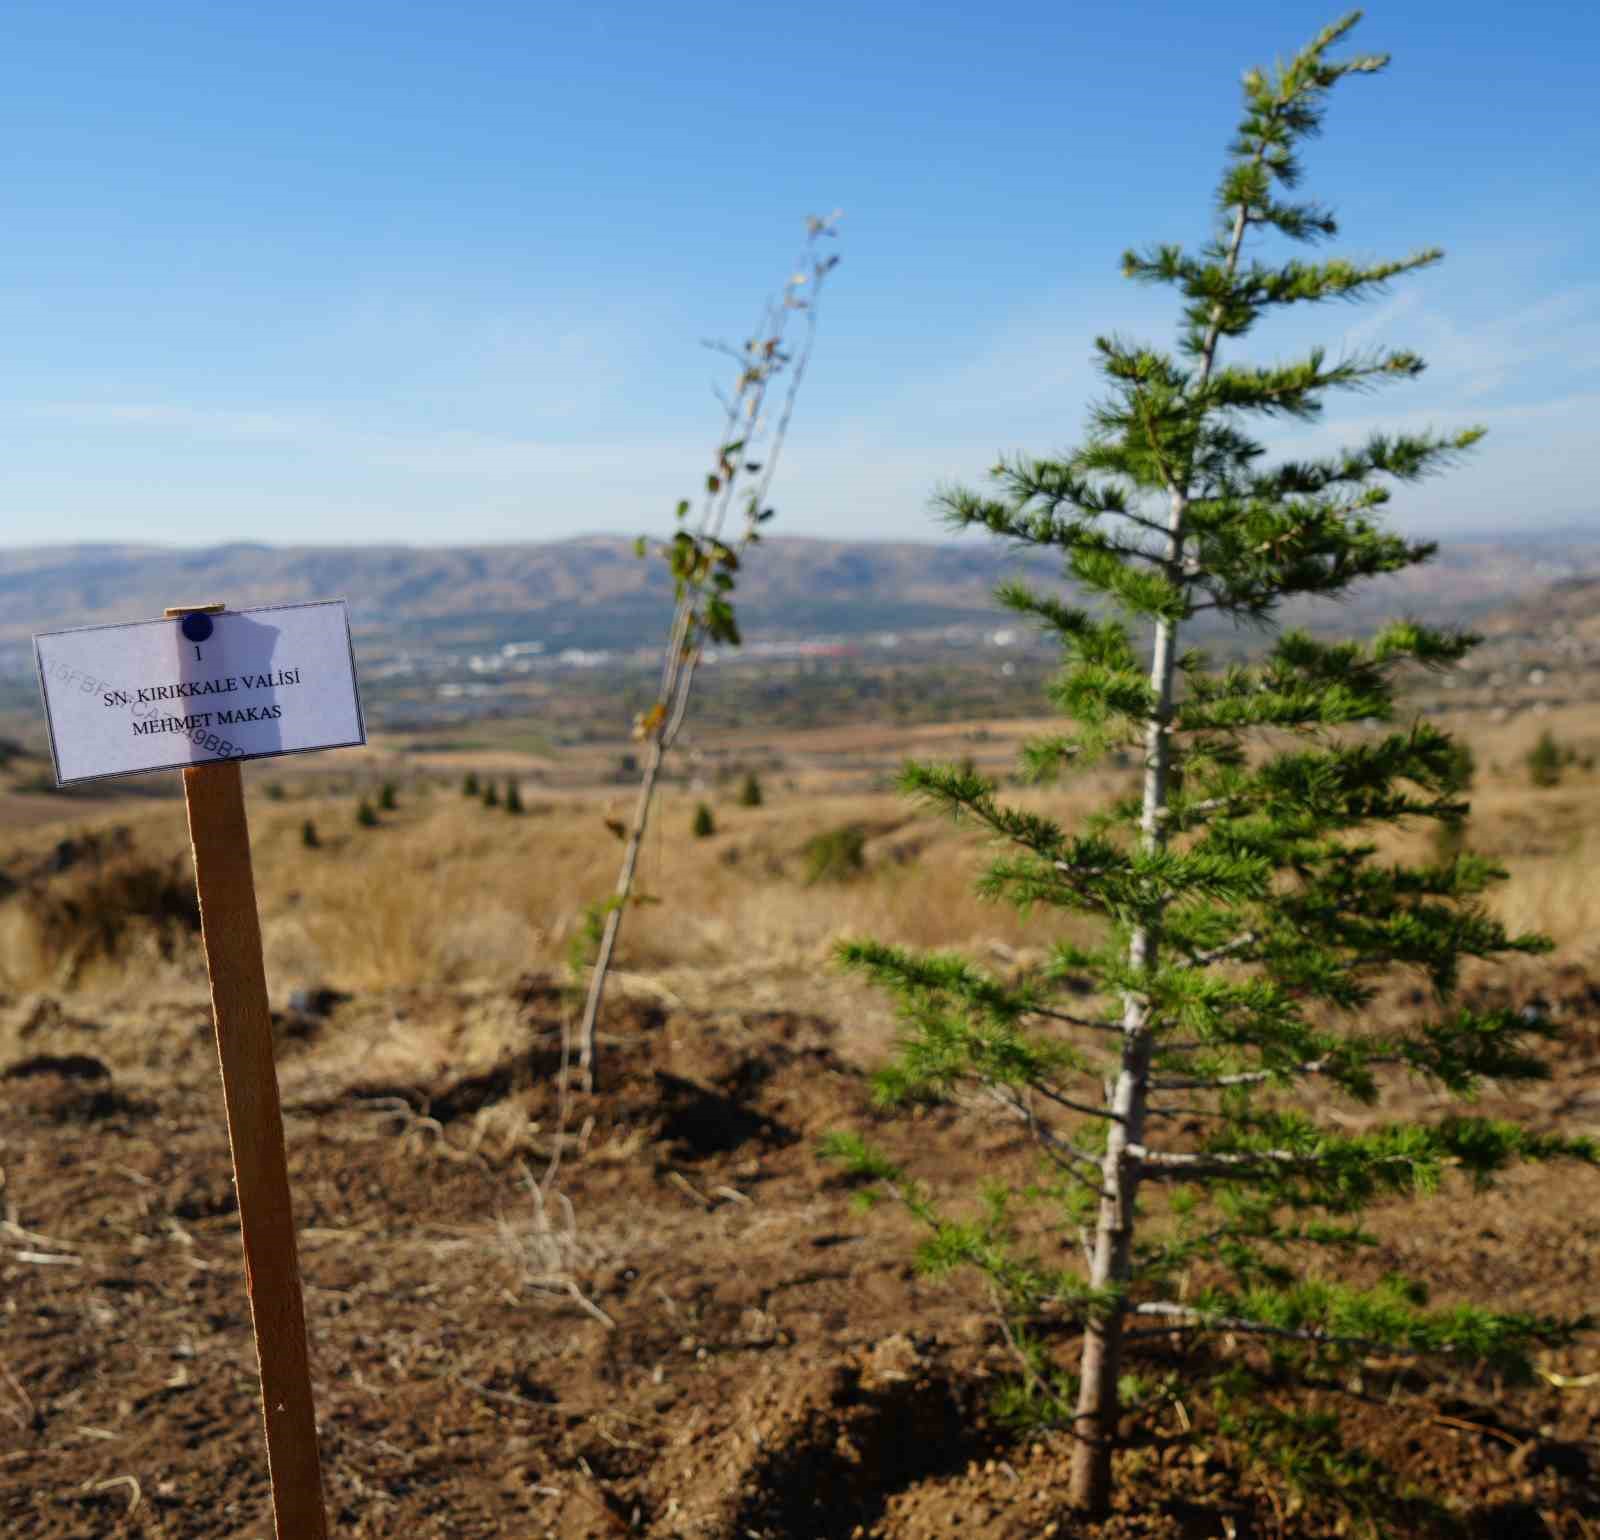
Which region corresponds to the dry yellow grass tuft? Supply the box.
[247,783,1110,993]
[2,704,1597,1008]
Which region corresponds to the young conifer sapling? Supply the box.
[828,13,1596,1519]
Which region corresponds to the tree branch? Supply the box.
[1183,930,1260,967]
[1151,1057,1329,1091]
[1114,506,1177,538]
[1126,1300,1416,1355]
[1034,1080,1126,1125]
[1129,1144,1425,1181]
[987,1087,1114,1194]
[1030,1005,1125,1035]
[1154,796,1233,823]
[1129,1145,1304,1176]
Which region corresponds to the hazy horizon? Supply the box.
[3,520,1598,558]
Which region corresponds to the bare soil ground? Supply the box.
[4,956,1600,1539]
[4,702,1600,1536]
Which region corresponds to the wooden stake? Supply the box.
[171,605,328,1540]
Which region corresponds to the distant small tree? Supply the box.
[379,781,398,811]
[576,214,841,1090]
[506,780,525,815]
[1527,728,1565,788]
[265,782,286,802]
[355,799,378,829]
[802,823,866,884]
[691,802,716,838]
[826,15,1598,1521]
[738,770,764,808]
[300,819,320,850]
[463,771,481,797]
[1431,739,1476,863]
[483,781,500,809]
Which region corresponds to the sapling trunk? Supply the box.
[576,631,701,1092]
[1068,191,1241,1512]
[1069,606,1179,1511]
[577,733,667,1092]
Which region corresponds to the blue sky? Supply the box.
[1,0,1594,549]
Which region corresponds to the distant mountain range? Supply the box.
[4,529,1598,666]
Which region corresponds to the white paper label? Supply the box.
[35,600,366,785]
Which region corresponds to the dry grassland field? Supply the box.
[3,699,1600,1537]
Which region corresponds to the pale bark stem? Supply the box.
[1068,194,1253,1517]
[576,731,670,1093]
[576,598,702,1093]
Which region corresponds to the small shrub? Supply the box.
[1527,729,1574,788]
[265,782,286,802]
[737,771,763,807]
[1431,740,1476,864]
[356,799,379,828]
[801,823,865,884]
[12,852,201,983]
[1432,815,1468,865]
[483,782,500,808]
[506,781,525,815]
[463,771,480,797]
[301,819,321,849]
[379,781,398,811]
[691,802,716,838]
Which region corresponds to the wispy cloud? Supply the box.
[883,281,1175,431]
[7,274,1593,547]
[1403,286,1600,402]
[31,401,306,439]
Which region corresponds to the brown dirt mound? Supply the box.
[3,969,1600,1537]
[3,1051,155,1124]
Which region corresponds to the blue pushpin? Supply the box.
[181,612,215,643]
